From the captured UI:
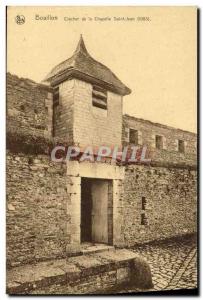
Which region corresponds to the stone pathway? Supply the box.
[165,247,197,291]
[109,233,197,294]
[134,234,197,292]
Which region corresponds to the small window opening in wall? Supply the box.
[28,157,34,165]
[129,129,139,145]
[53,87,59,107]
[142,197,147,210]
[92,85,107,110]
[155,135,163,149]
[178,140,185,153]
[141,213,148,225]
[20,104,25,111]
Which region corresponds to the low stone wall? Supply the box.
[122,164,197,246]
[7,249,153,294]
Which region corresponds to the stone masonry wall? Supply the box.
[7,73,53,138]
[6,152,68,267]
[53,80,74,142]
[6,72,197,268]
[73,79,123,147]
[122,164,197,246]
[123,114,197,165]
[53,78,122,147]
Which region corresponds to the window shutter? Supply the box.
[92,85,107,109]
[184,141,187,152]
[151,134,156,148]
[125,128,129,142]
[163,136,167,150]
[138,131,143,145]
[175,139,179,151]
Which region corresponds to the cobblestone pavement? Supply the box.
[109,234,197,294]
[133,234,197,292]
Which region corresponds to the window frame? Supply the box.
[129,128,139,145]
[155,134,164,150]
[178,139,185,153]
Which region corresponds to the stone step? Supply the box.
[7,249,153,294]
[81,243,114,255]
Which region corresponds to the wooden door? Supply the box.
[91,180,108,243]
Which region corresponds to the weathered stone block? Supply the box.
[130,256,153,289]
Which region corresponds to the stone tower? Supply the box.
[44,35,131,147]
[44,36,131,247]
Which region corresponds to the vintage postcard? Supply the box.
[6,6,198,295]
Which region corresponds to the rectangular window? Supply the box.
[141,213,148,225]
[142,197,147,210]
[155,135,163,149]
[92,85,107,110]
[129,129,139,145]
[178,140,185,153]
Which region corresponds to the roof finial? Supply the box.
[75,34,89,56]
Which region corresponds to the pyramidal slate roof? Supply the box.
[43,35,131,96]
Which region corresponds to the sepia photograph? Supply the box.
[6,6,198,295]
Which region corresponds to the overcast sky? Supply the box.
[7,6,197,132]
